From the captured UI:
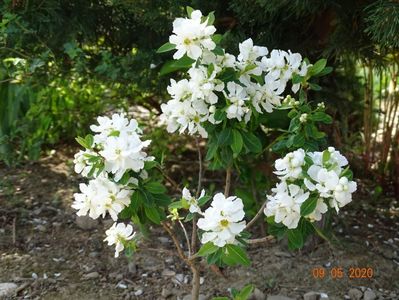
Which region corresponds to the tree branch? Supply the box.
[224,167,232,197]
[247,235,275,244]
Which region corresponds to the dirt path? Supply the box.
[0,151,398,299]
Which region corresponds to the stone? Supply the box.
[76,215,98,230]
[363,290,376,300]
[161,269,176,277]
[0,283,18,298]
[128,262,136,274]
[83,272,100,279]
[267,296,295,300]
[303,291,319,300]
[161,287,173,298]
[182,294,206,300]
[134,289,143,296]
[348,288,363,300]
[249,288,265,300]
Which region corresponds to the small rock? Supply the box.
[0,283,18,297]
[117,282,128,289]
[102,219,114,229]
[162,269,176,277]
[200,277,204,285]
[249,288,265,300]
[174,273,184,284]
[134,289,143,296]
[36,225,46,232]
[76,215,98,230]
[158,237,170,244]
[89,251,100,258]
[31,273,38,279]
[274,251,292,258]
[161,287,173,298]
[128,262,136,274]
[303,291,319,300]
[267,296,295,300]
[83,272,100,279]
[182,294,206,300]
[348,288,363,300]
[363,290,376,300]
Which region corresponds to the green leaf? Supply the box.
[186,6,194,17]
[217,127,232,146]
[156,42,176,53]
[311,112,332,124]
[197,242,219,257]
[144,160,158,170]
[310,58,327,76]
[144,206,161,224]
[205,142,218,161]
[314,66,333,77]
[308,83,322,91]
[292,73,303,84]
[231,129,243,154]
[293,134,305,147]
[207,63,215,77]
[144,181,167,194]
[287,228,304,249]
[207,11,215,25]
[224,244,250,266]
[85,134,94,147]
[168,200,183,210]
[198,195,212,206]
[300,196,318,216]
[75,136,91,149]
[322,150,331,164]
[235,284,254,300]
[214,109,225,121]
[160,56,195,76]
[212,34,223,44]
[242,132,262,153]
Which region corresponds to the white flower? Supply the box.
[104,222,135,258]
[197,193,246,247]
[224,82,251,122]
[73,149,99,177]
[274,149,306,180]
[90,113,141,145]
[331,177,357,212]
[100,132,152,181]
[307,198,328,222]
[299,113,308,123]
[182,187,205,214]
[264,182,309,229]
[305,165,339,198]
[72,176,132,221]
[238,38,268,63]
[169,10,216,60]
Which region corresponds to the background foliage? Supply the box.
[1,0,398,193]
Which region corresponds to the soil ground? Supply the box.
[0,149,398,300]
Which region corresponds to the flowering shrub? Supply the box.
[72,8,356,299]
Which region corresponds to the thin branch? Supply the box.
[224,167,232,197]
[161,222,187,262]
[245,202,266,230]
[157,166,181,192]
[247,235,275,244]
[192,137,203,254]
[178,220,192,257]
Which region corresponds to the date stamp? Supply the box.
[312,267,374,279]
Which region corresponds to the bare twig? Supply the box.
[191,137,203,254]
[245,202,266,230]
[12,217,16,245]
[157,166,181,192]
[161,222,187,262]
[247,235,275,244]
[224,167,232,197]
[178,220,192,257]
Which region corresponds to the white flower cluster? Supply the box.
[197,193,246,247]
[72,113,151,257]
[161,10,310,138]
[264,147,356,229]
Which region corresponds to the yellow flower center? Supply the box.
[220,219,229,228]
[183,38,191,45]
